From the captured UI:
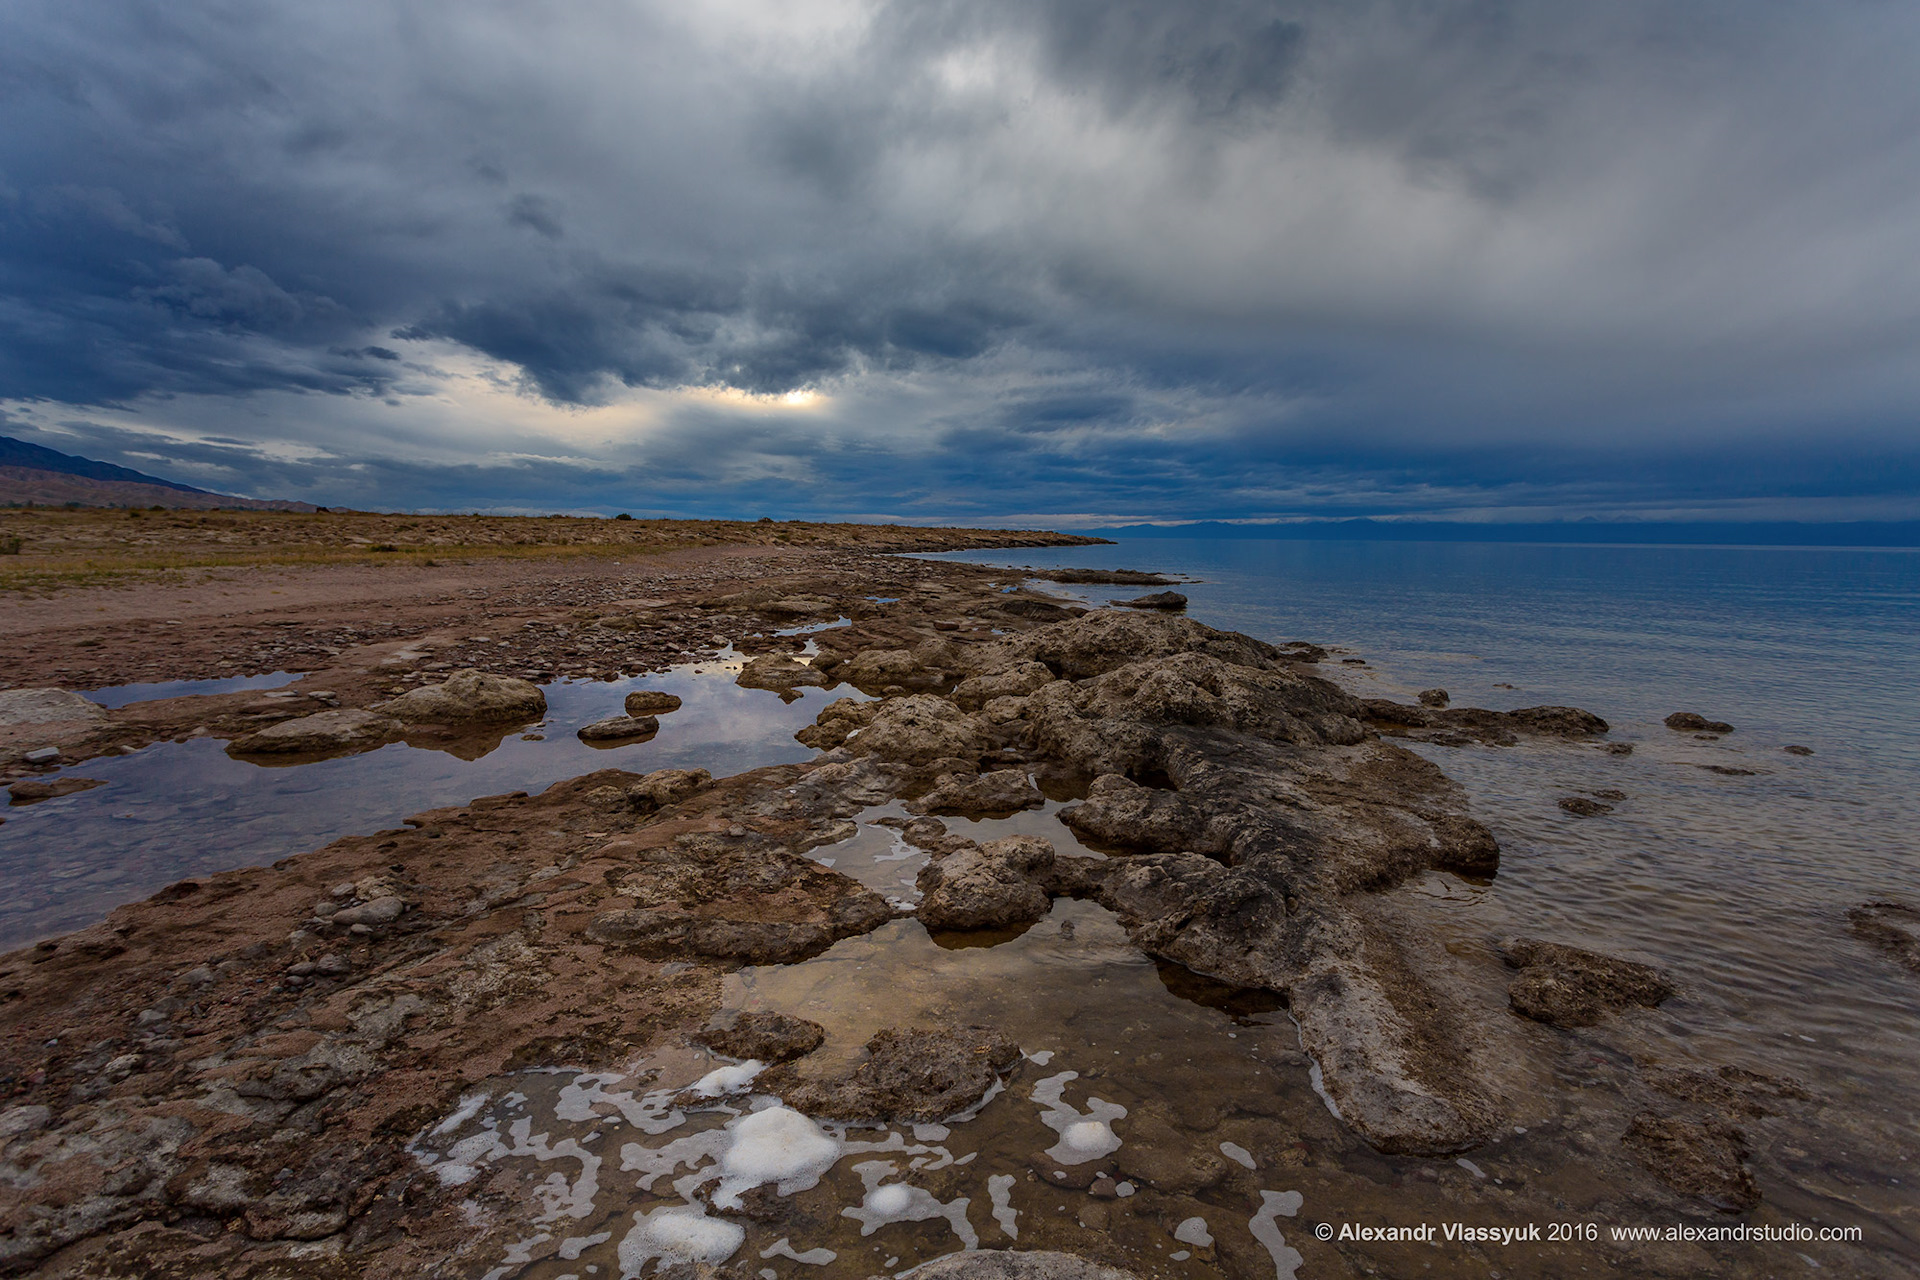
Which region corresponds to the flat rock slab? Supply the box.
[0,689,107,727]
[229,708,399,754]
[377,669,546,722]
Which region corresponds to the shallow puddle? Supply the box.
[0,656,854,948]
[81,669,302,709]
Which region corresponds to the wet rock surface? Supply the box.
[1665,711,1735,733]
[375,668,546,722]
[764,1026,1021,1122]
[577,712,659,741]
[229,707,399,754]
[693,1010,827,1063]
[1362,698,1610,746]
[1503,937,1676,1027]
[625,688,685,716]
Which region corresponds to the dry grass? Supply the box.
[0,507,1096,594]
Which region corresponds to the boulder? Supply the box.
[624,690,683,716]
[1417,688,1450,708]
[1503,938,1675,1027]
[577,715,659,742]
[736,654,830,691]
[952,661,1055,710]
[377,669,546,722]
[1118,591,1187,610]
[763,1026,1020,1122]
[230,709,399,754]
[0,689,107,727]
[851,695,990,766]
[917,836,1057,931]
[911,769,1044,818]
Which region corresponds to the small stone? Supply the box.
[286,961,318,977]
[1783,744,1814,756]
[349,923,373,936]
[23,748,60,765]
[1089,1177,1119,1199]
[329,883,355,898]
[315,954,351,976]
[1417,688,1451,708]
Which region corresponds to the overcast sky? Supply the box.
[3,0,1918,523]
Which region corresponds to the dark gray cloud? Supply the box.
[2,0,1918,520]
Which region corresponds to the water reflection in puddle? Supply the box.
[81,669,302,709]
[0,659,854,949]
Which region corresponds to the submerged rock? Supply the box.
[1557,796,1612,817]
[1645,1064,1811,1118]
[1847,900,1920,974]
[377,669,546,722]
[8,776,106,804]
[1503,938,1675,1027]
[230,708,399,754]
[1622,1112,1760,1212]
[1666,711,1735,733]
[765,1025,1020,1122]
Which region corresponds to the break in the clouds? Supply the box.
[3,0,1918,522]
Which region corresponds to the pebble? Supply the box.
[23,748,60,765]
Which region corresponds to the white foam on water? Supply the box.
[840,1159,978,1248]
[1249,1190,1305,1280]
[987,1173,1019,1239]
[760,1236,836,1264]
[619,1129,730,1192]
[692,1060,765,1098]
[1174,1216,1213,1247]
[617,1204,745,1276]
[1025,1050,1055,1065]
[1219,1141,1256,1170]
[555,1073,687,1135]
[713,1106,841,1208]
[1031,1071,1126,1165]
[558,1230,611,1259]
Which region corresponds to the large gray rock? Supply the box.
[917,836,1057,931]
[851,695,989,766]
[230,709,399,754]
[0,689,108,727]
[377,669,546,722]
[577,715,659,742]
[736,654,830,690]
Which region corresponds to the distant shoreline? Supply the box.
[1089,519,1920,548]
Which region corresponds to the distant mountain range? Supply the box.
[1090,519,1920,547]
[0,435,314,511]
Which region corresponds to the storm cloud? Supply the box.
[3,0,1917,521]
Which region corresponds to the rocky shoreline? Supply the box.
[0,547,1899,1278]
